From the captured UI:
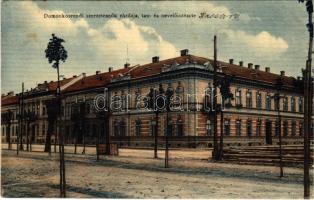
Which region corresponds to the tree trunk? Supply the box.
[26,123,30,151]
[44,120,54,155]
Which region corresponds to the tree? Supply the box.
[45,34,68,197]
[2,110,13,149]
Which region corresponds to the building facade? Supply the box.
[1,49,312,147]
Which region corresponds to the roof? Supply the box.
[47,77,77,91]
[63,67,132,93]
[1,95,18,106]
[64,54,297,93]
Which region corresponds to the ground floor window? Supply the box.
[135,119,141,137]
[247,119,252,137]
[299,122,304,136]
[165,120,173,136]
[283,121,288,136]
[291,121,296,136]
[206,119,212,136]
[224,119,230,136]
[150,120,156,136]
[256,119,261,136]
[176,119,184,136]
[236,119,241,136]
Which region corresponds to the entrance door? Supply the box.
[265,121,272,145]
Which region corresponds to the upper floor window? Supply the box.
[235,89,242,106]
[246,90,252,108]
[299,97,303,113]
[266,94,272,110]
[291,97,296,112]
[283,97,288,111]
[256,91,262,109]
[135,88,141,109]
[275,120,280,136]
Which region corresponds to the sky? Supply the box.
[1,1,310,94]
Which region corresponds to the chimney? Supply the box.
[73,75,77,78]
[248,63,253,69]
[124,63,130,68]
[180,49,189,56]
[254,65,260,70]
[265,67,270,73]
[229,59,234,64]
[280,71,285,76]
[96,70,100,75]
[44,81,47,84]
[297,76,301,80]
[82,73,86,77]
[239,61,243,66]
[152,56,159,63]
[7,91,14,96]
[109,67,113,72]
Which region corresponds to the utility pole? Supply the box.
[299,0,313,198]
[212,35,219,160]
[17,82,24,155]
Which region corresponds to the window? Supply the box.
[114,121,119,136]
[275,120,280,136]
[256,119,262,136]
[176,117,184,136]
[42,123,45,136]
[247,119,252,137]
[291,121,296,136]
[256,92,262,109]
[236,119,241,136]
[224,119,230,136]
[283,121,288,136]
[206,119,212,136]
[166,120,173,136]
[135,88,141,109]
[283,97,288,111]
[299,97,303,113]
[291,97,296,112]
[42,106,46,116]
[246,90,252,108]
[266,94,272,110]
[150,120,156,136]
[235,89,242,106]
[135,119,141,136]
[299,122,304,136]
[120,120,126,136]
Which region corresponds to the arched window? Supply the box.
[134,88,141,110]
[299,122,304,136]
[283,97,288,111]
[120,120,126,136]
[114,120,120,136]
[256,91,262,109]
[283,121,288,136]
[299,97,303,113]
[291,121,296,136]
[235,89,242,106]
[291,97,296,112]
[165,120,173,136]
[135,118,141,137]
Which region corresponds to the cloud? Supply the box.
[219,29,288,56]
[2,1,178,92]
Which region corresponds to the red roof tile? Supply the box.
[1,95,18,106]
